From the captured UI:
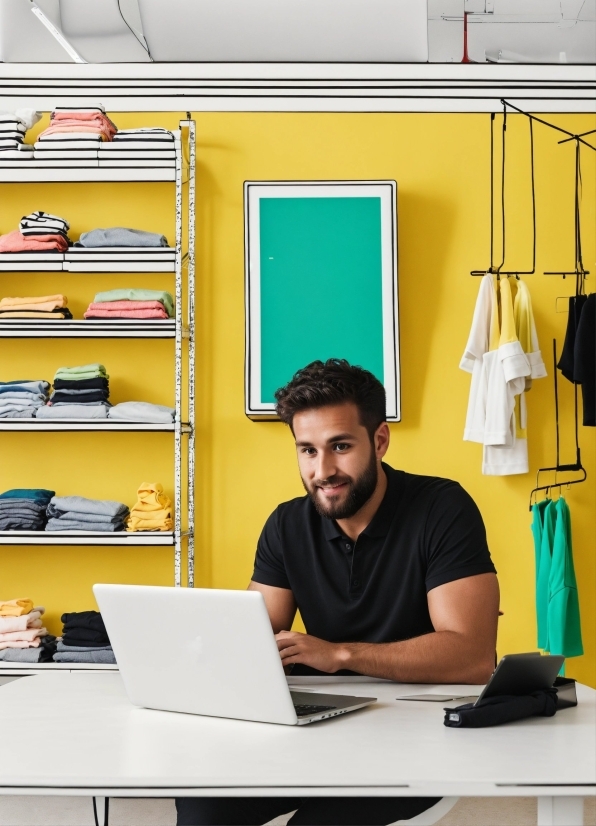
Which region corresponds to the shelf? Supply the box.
[0,166,177,183]
[0,663,118,674]
[0,319,177,337]
[0,421,189,432]
[0,248,176,273]
[65,262,175,273]
[0,258,63,272]
[0,530,175,546]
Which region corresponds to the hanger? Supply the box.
[544,127,591,290]
[471,105,537,279]
[528,339,587,510]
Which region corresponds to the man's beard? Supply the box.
[303,449,378,520]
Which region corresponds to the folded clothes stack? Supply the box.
[0,211,70,254]
[37,105,117,143]
[0,488,54,530]
[46,495,129,532]
[0,109,40,160]
[0,379,50,419]
[0,294,72,320]
[113,128,174,143]
[109,401,175,423]
[37,364,110,420]
[34,132,103,160]
[75,227,169,248]
[0,230,68,253]
[85,288,174,320]
[0,601,56,663]
[54,610,116,664]
[20,211,70,241]
[127,482,173,532]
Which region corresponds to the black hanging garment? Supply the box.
[574,293,595,426]
[557,295,587,382]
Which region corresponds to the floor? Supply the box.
[0,796,593,825]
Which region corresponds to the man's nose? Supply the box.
[315,450,336,482]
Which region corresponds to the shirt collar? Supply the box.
[320,463,399,542]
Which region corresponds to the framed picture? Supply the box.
[244,180,400,421]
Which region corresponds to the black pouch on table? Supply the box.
[443,687,559,728]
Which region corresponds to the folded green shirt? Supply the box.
[93,289,174,318]
[54,363,108,381]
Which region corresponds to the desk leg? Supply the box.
[537,796,583,826]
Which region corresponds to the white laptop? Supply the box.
[93,584,377,725]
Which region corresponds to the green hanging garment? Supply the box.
[547,497,583,658]
[532,500,556,651]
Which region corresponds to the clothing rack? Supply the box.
[471,99,594,280]
[529,339,587,510]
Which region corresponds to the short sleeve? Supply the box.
[251,508,292,590]
[423,483,496,593]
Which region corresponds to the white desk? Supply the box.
[0,673,593,826]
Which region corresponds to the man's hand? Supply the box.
[275,630,346,673]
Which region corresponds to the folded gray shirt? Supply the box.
[47,505,129,524]
[0,648,46,663]
[48,495,129,518]
[35,404,109,419]
[45,518,125,532]
[0,380,49,395]
[108,401,175,424]
[53,649,117,664]
[57,641,113,653]
[75,227,168,248]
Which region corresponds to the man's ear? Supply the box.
[375,422,390,459]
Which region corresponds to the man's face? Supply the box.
[292,402,382,520]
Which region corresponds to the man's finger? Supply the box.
[275,630,301,641]
[279,644,302,660]
[277,637,299,650]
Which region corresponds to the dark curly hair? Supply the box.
[274,359,386,439]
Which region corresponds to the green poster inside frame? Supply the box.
[245,181,399,421]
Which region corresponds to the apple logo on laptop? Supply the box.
[188,635,203,659]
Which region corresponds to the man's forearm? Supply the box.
[339,630,495,684]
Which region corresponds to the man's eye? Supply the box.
[334,443,350,451]
[302,447,316,455]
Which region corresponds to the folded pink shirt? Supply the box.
[88,300,168,312]
[39,112,117,143]
[0,639,41,650]
[0,627,47,642]
[0,611,43,633]
[84,301,169,320]
[0,231,68,253]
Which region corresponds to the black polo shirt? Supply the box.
[252,463,496,654]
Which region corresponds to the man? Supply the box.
[177,359,499,826]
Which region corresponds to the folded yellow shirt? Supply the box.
[0,598,34,617]
[0,311,68,318]
[127,515,173,532]
[131,482,172,512]
[0,294,67,309]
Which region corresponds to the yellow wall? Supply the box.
[1,111,594,687]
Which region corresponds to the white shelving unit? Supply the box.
[0,119,196,592]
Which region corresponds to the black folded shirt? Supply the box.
[61,610,107,634]
[444,688,558,728]
[50,390,109,404]
[53,377,109,391]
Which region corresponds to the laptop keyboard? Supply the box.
[293,703,338,717]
